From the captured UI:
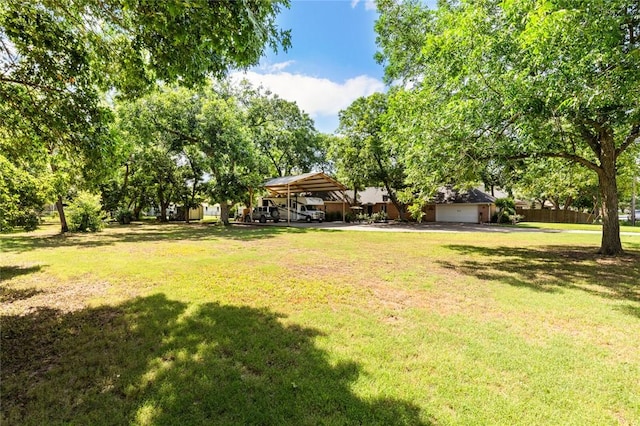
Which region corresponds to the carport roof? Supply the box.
[264,172,347,195]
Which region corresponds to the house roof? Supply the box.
[357,187,389,205]
[342,186,496,205]
[432,186,496,204]
[264,172,347,196]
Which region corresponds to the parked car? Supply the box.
[245,206,280,223]
[627,210,640,221]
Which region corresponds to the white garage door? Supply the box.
[436,204,479,223]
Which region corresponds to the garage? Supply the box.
[435,204,479,223]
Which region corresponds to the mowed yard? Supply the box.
[1,222,639,425]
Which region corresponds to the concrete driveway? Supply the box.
[236,220,640,237]
[239,220,624,234]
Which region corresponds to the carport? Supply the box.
[263,172,348,225]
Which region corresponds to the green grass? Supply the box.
[516,221,640,233]
[2,222,640,425]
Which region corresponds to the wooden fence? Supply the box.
[516,208,596,224]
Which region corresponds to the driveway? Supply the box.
[237,220,640,236]
[239,221,631,234]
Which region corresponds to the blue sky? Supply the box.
[232,0,437,133]
[269,0,382,82]
[234,0,436,133]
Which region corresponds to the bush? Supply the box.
[0,156,48,232]
[115,207,133,224]
[494,197,517,224]
[15,210,41,231]
[68,192,105,232]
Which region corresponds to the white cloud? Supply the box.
[231,70,385,119]
[260,60,296,73]
[351,0,376,11]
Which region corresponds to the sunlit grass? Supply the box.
[517,221,640,233]
[2,222,639,425]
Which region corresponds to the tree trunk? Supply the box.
[160,202,168,222]
[133,204,142,220]
[184,199,190,224]
[55,196,69,233]
[220,202,230,225]
[49,158,68,233]
[598,135,623,255]
[386,190,406,220]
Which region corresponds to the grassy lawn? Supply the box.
[516,221,640,233]
[2,222,639,425]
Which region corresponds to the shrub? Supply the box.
[115,207,133,224]
[0,156,48,232]
[495,197,517,224]
[15,210,41,231]
[68,192,105,232]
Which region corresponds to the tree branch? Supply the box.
[0,76,64,94]
[500,151,601,175]
[615,124,640,158]
[576,122,601,158]
[152,119,201,145]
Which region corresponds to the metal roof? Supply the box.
[264,172,347,195]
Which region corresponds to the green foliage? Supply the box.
[244,86,323,177]
[375,0,640,254]
[68,192,105,232]
[113,80,322,225]
[0,155,49,232]
[494,198,518,224]
[355,211,388,224]
[332,92,408,218]
[1,0,290,233]
[115,207,133,225]
[513,158,600,211]
[344,212,356,223]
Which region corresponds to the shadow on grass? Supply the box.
[0,265,44,282]
[0,223,310,254]
[617,304,640,319]
[440,245,640,303]
[0,266,45,302]
[1,294,428,425]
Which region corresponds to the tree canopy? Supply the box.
[0,0,290,231]
[331,92,408,218]
[111,80,323,225]
[376,0,640,254]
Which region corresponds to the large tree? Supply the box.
[245,88,322,177]
[376,0,640,254]
[116,84,263,225]
[1,0,290,232]
[332,92,408,219]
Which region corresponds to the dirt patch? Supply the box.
[1,279,110,316]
